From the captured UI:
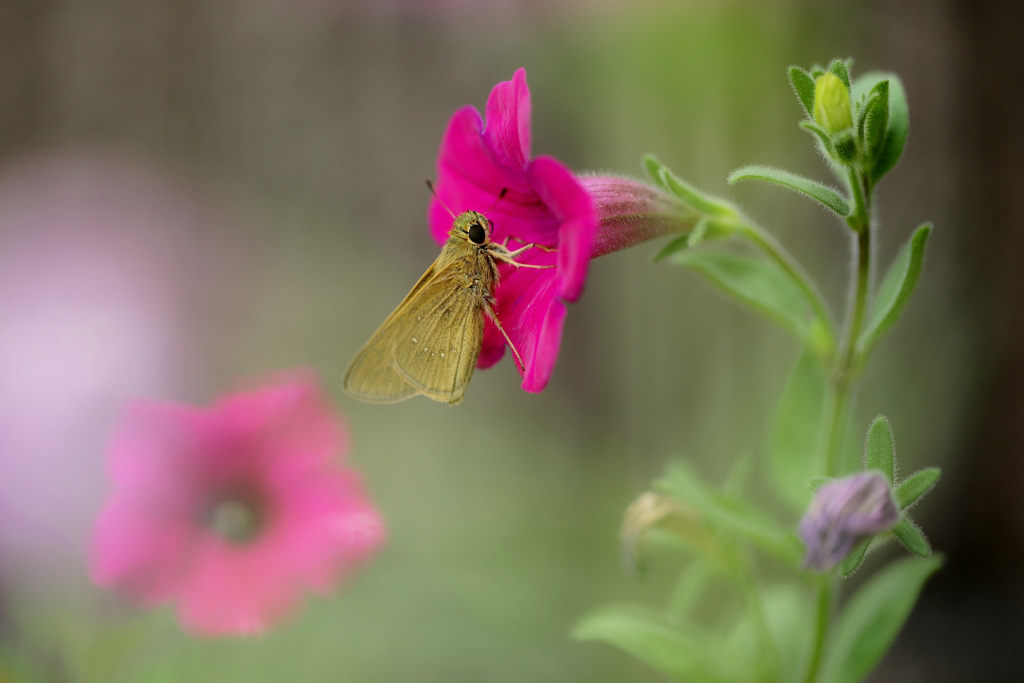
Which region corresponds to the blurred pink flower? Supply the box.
[90,374,386,636]
[428,68,597,393]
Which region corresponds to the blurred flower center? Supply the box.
[205,494,265,543]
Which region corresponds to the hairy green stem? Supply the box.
[802,166,875,683]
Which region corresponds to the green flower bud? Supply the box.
[813,72,853,135]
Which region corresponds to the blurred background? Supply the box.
[0,0,1019,680]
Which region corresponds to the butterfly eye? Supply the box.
[467,222,487,245]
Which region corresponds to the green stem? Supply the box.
[838,168,873,378]
[820,380,850,478]
[802,167,875,683]
[801,577,835,683]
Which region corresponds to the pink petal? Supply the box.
[476,319,507,369]
[216,373,348,469]
[430,107,552,249]
[106,402,207,490]
[90,493,197,606]
[265,472,386,591]
[483,67,531,170]
[177,536,300,636]
[492,269,563,391]
[522,297,567,393]
[528,156,596,302]
[430,107,533,243]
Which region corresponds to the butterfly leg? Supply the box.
[491,241,557,270]
[483,299,526,371]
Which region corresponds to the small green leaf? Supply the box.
[728,165,851,217]
[829,58,852,90]
[864,415,896,483]
[685,218,710,249]
[656,462,803,567]
[652,234,690,262]
[770,349,827,509]
[788,66,816,117]
[823,555,942,683]
[573,605,714,680]
[860,81,890,161]
[806,476,831,492]
[854,72,908,183]
[662,166,736,217]
[857,223,932,355]
[895,467,941,510]
[841,539,871,577]
[642,154,671,190]
[892,518,931,557]
[673,248,812,344]
[799,120,834,155]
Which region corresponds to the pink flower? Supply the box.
[428,68,597,393]
[428,70,698,393]
[90,373,386,636]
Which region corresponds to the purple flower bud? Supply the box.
[577,175,699,259]
[798,471,900,572]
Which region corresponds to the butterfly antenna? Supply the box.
[425,179,457,218]
[483,187,509,216]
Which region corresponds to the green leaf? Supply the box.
[572,605,714,680]
[854,72,908,183]
[762,585,813,682]
[799,120,834,155]
[895,467,941,510]
[859,81,890,161]
[662,166,736,217]
[642,153,671,190]
[667,561,716,622]
[673,248,813,345]
[892,518,932,557]
[728,165,851,217]
[828,58,852,90]
[823,555,942,683]
[652,234,690,262]
[864,415,896,483]
[857,223,932,355]
[719,585,811,682]
[788,66,816,118]
[841,539,871,577]
[656,462,803,567]
[653,215,741,262]
[769,349,827,509]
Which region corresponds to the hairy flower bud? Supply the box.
[813,72,853,135]
[798,471,900,572]
[577,175,699,258]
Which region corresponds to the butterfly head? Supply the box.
[452,211,493,246]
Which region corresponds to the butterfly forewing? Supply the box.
[391,273,485,404]
[343,263,441,403]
